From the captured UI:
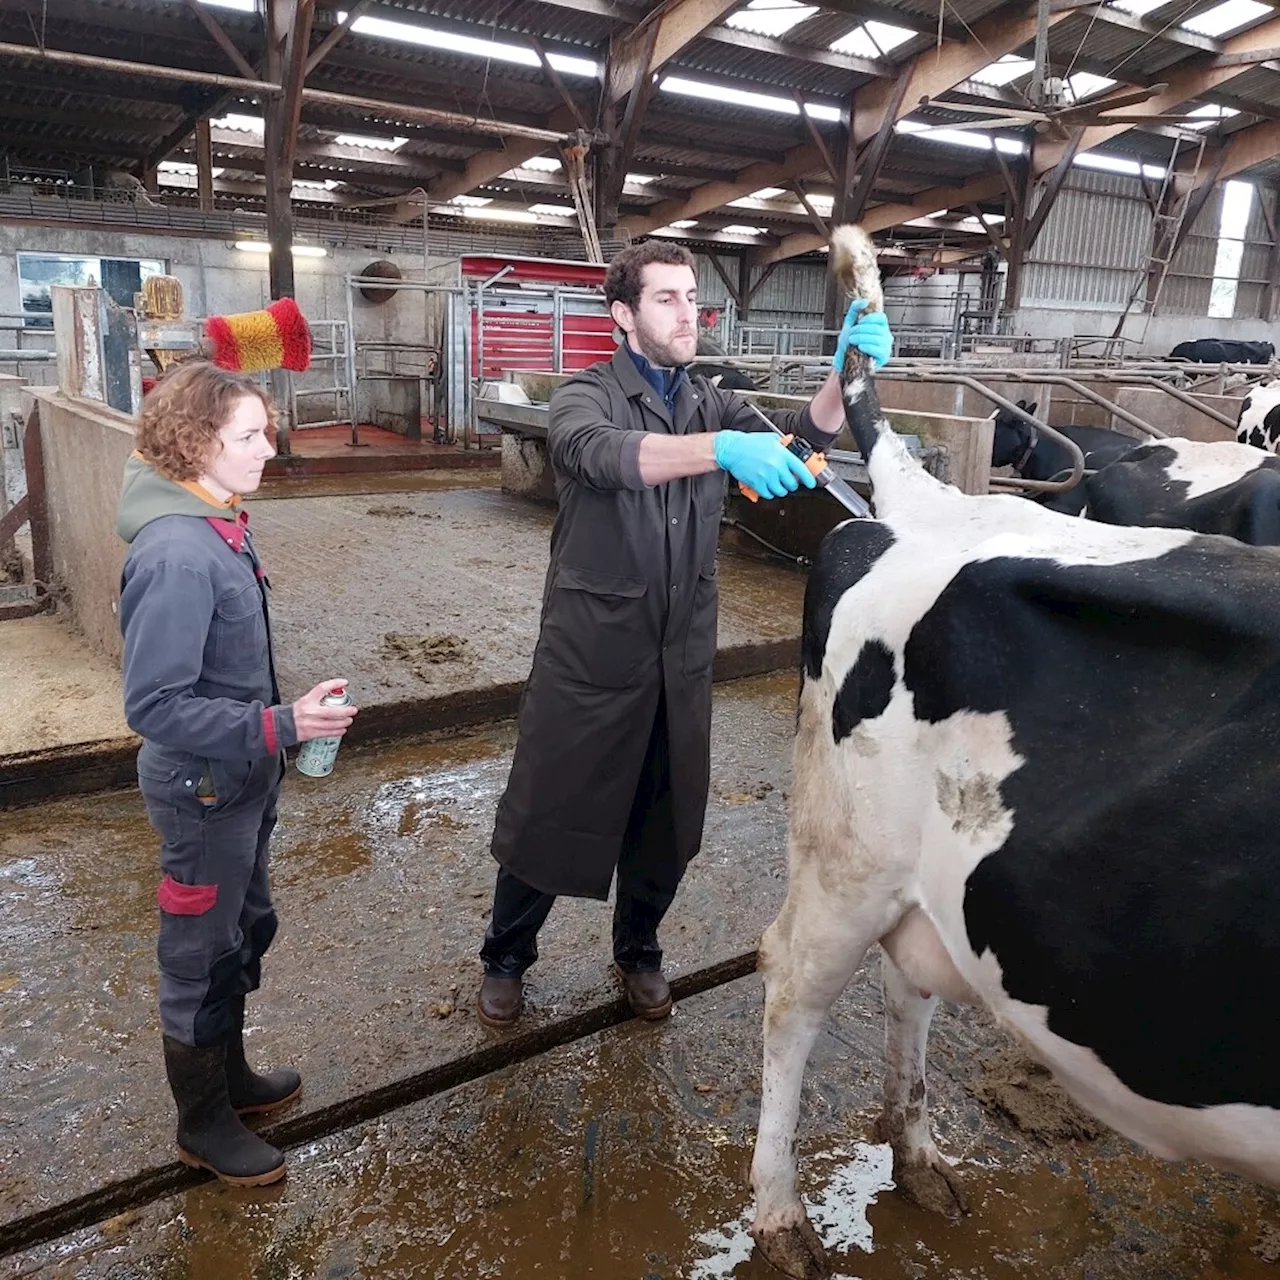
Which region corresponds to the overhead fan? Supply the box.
[911,0,1215,141]
[914,83,1216,141]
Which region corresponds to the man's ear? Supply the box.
[610,299,634,334]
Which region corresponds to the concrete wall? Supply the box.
[1009,306,1280,360]
[28,387,136,660]
[0,225,446,425]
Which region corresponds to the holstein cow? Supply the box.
[1169,337,1274,364]
[1236,379,1280,452]
[693,361,758,391]
[748,225,1280,1280]
[991,400,1138,515]
[1086,436,1280,545]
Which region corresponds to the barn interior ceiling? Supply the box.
[3,0,1280,281]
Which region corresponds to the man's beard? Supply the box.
[632,320,695,369]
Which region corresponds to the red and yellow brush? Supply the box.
[205,297,312,374]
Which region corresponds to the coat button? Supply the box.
[671,584,678,593]
[671,517,678,525]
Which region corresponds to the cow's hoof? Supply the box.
[894,1155,969,1219]
[750,1217,831,1279]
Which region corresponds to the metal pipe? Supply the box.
[0,41,282,93]
[474,266,515,451]
[997,371,1168,440]
[345,274,360,447]
[880,370,1086,495]
[302,88,581,144]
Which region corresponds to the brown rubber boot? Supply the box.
[477,974,524,1028]
[613,964,673,1020]
[162,1035,286,1186]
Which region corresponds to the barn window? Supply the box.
[1207,181,1255,319]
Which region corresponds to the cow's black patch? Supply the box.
[1249,427,1268,450]
[1263,405,1280,445]
[802,521,896,679]
[832,639,895,740]
[902,542,1280,1110]
[1085,444,1280,545]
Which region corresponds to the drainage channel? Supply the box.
[0,950,759,1260]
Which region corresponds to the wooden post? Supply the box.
[195,118,214,212]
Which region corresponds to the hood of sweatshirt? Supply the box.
[117,452,240,544]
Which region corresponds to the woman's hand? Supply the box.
[292,679,358,742]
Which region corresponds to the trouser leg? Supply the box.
[613,694,682,974]
[146,769,278,1047]
[480,866,557,977]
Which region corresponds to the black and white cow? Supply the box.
[991,400,1139,515]
[693,361,758,391]
[1086,436,1280,545]
[1169,338,1274,364]
[749,226,1280,1280]
[1235,379,1280,452]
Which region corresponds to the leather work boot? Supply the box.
[162,1035,286,1187]
[477,974,524,1029]
[613,963,673,1021]
[225,996,302,1117]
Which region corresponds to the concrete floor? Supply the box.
[0,482,804,788]
[4,674,1280,1278]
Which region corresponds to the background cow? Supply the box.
[1086,436,1280,544]
[692,361,757,391]
[749,225,1280,1280]
[1236,379,1280,451]
[990,400,1137,515]
[1169,337,1274,364]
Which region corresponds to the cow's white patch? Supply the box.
[1144,434,1273,499]
[1236,379,1280,451]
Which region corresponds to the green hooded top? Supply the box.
[117,451,240,544]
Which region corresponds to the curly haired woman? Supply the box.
[117,360,357,1185]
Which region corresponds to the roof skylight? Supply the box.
[661,76,841,119]
[830,21,916,58]
[971,55,1035,86]
[333,134,409,152]
[1182,0,1271,35]
[338,12,597,77]
[726,0,818,38]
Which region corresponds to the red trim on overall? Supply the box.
[158,875,218,916]
[206,511,250,553]
[263,706,279,755]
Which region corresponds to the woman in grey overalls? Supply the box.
[118,360,356,1185]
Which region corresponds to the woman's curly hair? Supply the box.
[136,359,277,480]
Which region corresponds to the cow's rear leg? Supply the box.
[749,900,874,1280]
[873,953,968,1217]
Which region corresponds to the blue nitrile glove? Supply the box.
[833,300,893,373]
[714,430,817,500]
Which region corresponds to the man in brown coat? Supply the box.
[477,240,892,1027]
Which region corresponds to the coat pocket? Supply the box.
[210,582,268,674]
[683,563,719,677]
[544,566,649,688]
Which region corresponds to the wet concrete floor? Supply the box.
[9,976,1280,1278]
[0,485,804,774]
[4,673,1278,1277]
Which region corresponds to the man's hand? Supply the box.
[292,679,358,742]
[713,431,817,500]
[833,300,893,373]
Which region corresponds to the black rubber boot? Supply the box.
[225,997,302,1116]
[162,1035,286,1186]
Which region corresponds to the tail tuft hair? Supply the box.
[829,224,883,315]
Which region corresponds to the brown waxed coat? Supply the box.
[490,344,825,899]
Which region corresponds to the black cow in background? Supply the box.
[990,400,1140,514]
[693,362,758,391]
[1169,338,1274,364]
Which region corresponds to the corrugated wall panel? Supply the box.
[1021,171,1152,309]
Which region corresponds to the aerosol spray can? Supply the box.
[294,684,351,778]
